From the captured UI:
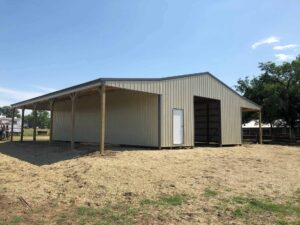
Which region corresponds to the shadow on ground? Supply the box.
[0,141,187,166]
[0,141,99,166]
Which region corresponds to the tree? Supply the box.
[37,111,50,129]
[236,55,300,142]
[236,75,280,126]
[0,106,21,118]
[24,110,50,129]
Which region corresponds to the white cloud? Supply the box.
[0,87,42,100]
[251,36,280,49]
[33,85,57,93]
[0,84,58,107]
[0,99,14,107]
[0,87,43,107]
[273,44,298,50]
[274,54,295,61]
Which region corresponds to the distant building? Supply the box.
[0,115,22,134]
[242,120,272,137]
[242,119,300,142]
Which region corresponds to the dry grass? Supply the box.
[0,143,299,224]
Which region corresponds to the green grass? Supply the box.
[230,195,300,224]
[0,216,22,225]
[232,196,251,204]
[23,128,49,136]
[9,216,22,224]
[1,194,190,225]
[203,188,218,197]
[2,192,298,225]
[277,220,290,225]
[276,220,300,225]
[23,128,33,136]
[232,208,245,218]
[231,196,300,215]
[295,189,300,203]
[74,204,139,225]
[0,218,7,225]
[73,195,189,225]
[56,213,68,225]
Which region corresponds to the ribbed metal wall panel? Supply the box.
[53,89,158,146]
[106,74,260,147]
[105,89,158,146]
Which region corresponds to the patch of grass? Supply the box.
[232,196,300,215]
[277,220,289,225]
[34,219,46,225]
[74,204,139,225]
[0,218,8,225]
[203,188,218,197]
[140,194,190,207]
[232,196,252,204]
[232,208,245,218]
[140,199,157,206]
[230,195,300,224]
[295,189,300,203]
[5,194,189,225]
[76,207,97,217]
[277,220,300,225]
[225,188,232,192]
[56,213,68,225]
[0,216,22,225]
[99,206,139,225]
[23,128,34,136]
[9,216,22,224]
[23,128,49,137]
[159,194,189,206]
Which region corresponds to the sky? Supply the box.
[0,0,300,106]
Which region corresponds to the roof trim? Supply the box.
[11,72,261,109]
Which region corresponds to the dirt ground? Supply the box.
[0,142,299,225]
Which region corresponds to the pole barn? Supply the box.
[11,72,262,152]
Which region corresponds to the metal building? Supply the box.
[11,72,262,153]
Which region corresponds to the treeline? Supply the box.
[24,111,50,129]
[236,55,300,141]
[0,106,20,118]
[0,107,50,129]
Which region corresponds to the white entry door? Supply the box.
[173,109,184,145]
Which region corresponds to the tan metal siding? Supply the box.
[105,89,158,146]
[53,89,158,146]
[53,100,72,141]
[53,95,101,143]
[106,74,260,146]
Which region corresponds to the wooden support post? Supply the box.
[49,99,55,144]
[10,108,15,142]
[20,108,25,142]
[70,93,77,150]
[33,105,37,142]
[99,82,106,155]
[258,110,263,144]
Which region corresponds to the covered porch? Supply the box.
[11,82,159,154]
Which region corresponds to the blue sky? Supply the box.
[0,0,299,106]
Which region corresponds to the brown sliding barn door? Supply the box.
[194,96,221,146]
